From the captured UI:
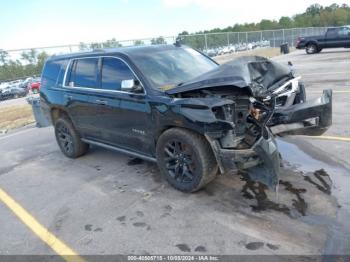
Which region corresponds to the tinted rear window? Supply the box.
[41,59,65,87]
[69,58,98,88]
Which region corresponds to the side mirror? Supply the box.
[121,79,143,93]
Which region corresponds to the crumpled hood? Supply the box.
[166,56,292,98]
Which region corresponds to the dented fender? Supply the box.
[169,97,235,129]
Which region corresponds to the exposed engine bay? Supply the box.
[176,87,272,150]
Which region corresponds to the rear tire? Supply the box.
[54,117,89,158]
[306,43,318,54]
[156,128,218,193]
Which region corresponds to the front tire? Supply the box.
[54,117,89,158]
[156,128,218,193]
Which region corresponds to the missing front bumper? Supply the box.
[205,131,280,189]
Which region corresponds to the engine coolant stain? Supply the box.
[279,180,307,216]
[241,174,308,217]
[240,175,291,216]
[304,169,332,195]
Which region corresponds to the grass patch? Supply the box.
[0,104,35,130]
[214,47,296,64]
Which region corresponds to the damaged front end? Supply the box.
[203,95,281,189]
[166,56,332,189]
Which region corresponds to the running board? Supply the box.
[81,139,157,163]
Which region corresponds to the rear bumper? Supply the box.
[270,89,332,136]
[296,42,306,49]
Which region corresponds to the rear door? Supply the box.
[325,28,340,47]
[88,57,153,155]
[63,57,100,138]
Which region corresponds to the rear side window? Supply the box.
[68,58,98,88]
[101,57,135,90]
[41,59,65,87]
[56,60,69,85]
[338,27,350,37]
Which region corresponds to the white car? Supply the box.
[228,45,236,53]
[0,82,10,91]
[8,80,23,88]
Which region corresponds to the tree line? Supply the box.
[0,36,167,82]
[1,3,350,82]
[178,3,350,35]
[78,37,166,50]
[0,49,48,82]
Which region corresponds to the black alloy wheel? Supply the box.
[156,128,218,192]
[164,140,196,184]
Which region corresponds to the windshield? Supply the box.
[131,47,218,90]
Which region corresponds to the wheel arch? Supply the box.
[155,125,219,163]
[155,125,205,147]
[50,107,72,124]
[306,40,319,48]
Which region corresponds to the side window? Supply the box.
[68,58,98,88]
[326,28,337,38]
[338,27,350,37]
[56,60,69,86]
[101,57,135,90]
[42,59,65,87]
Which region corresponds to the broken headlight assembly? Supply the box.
[271,76,302,108]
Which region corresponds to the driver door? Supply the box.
[87,57,154,155]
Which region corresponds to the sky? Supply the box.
[0,0,348,50]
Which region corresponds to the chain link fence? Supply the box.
[2,27,327,61]
[181,27,327,53]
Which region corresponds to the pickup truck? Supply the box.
[296,26,350,54]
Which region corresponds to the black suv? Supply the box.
[40,45,332,192]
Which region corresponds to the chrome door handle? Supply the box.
[64,95,73,100]
[96,99,108,105]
